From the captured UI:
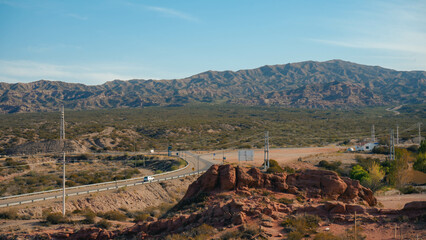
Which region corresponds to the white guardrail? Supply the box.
[0,152,214,208]
[0,170,207,208]
[0,158,190,201]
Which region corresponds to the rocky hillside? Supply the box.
[21,165,426,239]
[1,60,425,113]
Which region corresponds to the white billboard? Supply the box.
[238,150,254,161]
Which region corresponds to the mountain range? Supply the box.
[0,60,425,113]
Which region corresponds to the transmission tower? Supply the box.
[264,131,269,170]
[389,129,395,161]
[60,106,66,216]
[396,125,399,145]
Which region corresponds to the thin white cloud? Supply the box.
[144,5,198,22]
[120,0,198,22]
[310,38,426,54]
[0,60,134,85]
[308,0,426,68]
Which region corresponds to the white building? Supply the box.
[355,142,379,152]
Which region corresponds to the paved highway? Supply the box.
[0,151,217,208]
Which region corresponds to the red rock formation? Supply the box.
[182,165,376,206]
[32,165,423,240]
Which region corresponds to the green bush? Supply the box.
[419,140,426,154]
[413,153,426,173]
[350,165,370,182]
[267,159,284,173]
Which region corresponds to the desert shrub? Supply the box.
[287,231,304,240]
[133,212,150,222]
[45,212,68,224]
[96,219,112,229]
[413,153,426,173]
[281,214,321,237]
[83,210,96,224]
[419,140,426,154]
[0,209,18,219]
[101,210,127,221]
[165,224,216,240]
[314,232,341,240]
[318,160,341,171]
[279,198,294,204]
[220,224,262,240]
[267,159,284,173]
[283,166,295,173]
[399,185,422,194]
[372,146,389,154]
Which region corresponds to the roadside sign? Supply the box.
[238,150,254,161]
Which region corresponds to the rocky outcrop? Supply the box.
[17,164,425,240]
[182,165,376,206]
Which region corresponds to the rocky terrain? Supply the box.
[1,60,425,113]
[9,164,424,239]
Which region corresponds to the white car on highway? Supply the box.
[143,176,154,182]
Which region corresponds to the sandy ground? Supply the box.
[377,193,426,209]
[201,146,344,168]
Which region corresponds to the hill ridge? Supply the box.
[0,60,425,113]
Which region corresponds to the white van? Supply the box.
[143,176,154,182]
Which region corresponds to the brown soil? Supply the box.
[0,175,197,236]
[205,146,343,168]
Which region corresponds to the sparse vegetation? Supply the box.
[318,160,345,175]
[95,219,112,229]
[281,214,321,237]
[0,209,18,220]
[220,224,264,240]
[0,105,423,152]
[100,210,127,221]
[166,224,217,240]
[0,154,184,197]
[45,212,69,224]
[278,197,294,204]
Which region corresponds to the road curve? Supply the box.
[0,151,215,208]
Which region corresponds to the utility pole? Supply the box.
[60,105,66,217]
[396,125,399,145]
[371,125,375,143]
[264,131,269,170]
[419,122,422,145]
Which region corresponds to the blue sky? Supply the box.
[0,0,425,85]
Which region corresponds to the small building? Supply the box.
[355,142,379,152]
